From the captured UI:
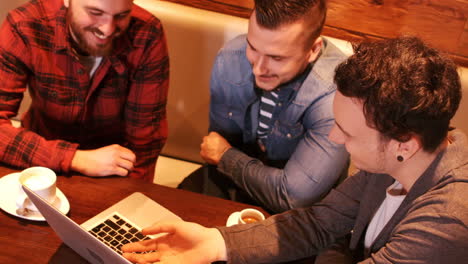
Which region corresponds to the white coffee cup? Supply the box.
[238,208,265,224]
[16,167,57,212]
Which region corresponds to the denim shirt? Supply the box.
[210,34,349,213]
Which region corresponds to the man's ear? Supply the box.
[395,135,422,162]
[307,37,323,63]
[64,0,70,8]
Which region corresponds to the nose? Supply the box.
[97,16,116,37]
[252,56,268,76]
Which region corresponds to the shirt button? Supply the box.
[278,102,282,107]
[77,68,84,74]
[287,133,292,139]
[228,112,233,117]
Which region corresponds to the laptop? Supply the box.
[23,185,181,264]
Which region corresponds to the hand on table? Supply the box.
[71,144,136,177]
[200,132,231,165]
[122,221,227,264]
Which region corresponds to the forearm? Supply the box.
[217,148,291,212]
[127,147,160,181]
[124,123,166,181]
[0,86,78,172]
[217,208,336,263]
[0,122,78,171]
[1,16,82,170]
[217,177,366,263]
[217,145,348,213]
[124,103,167,182]
[124,112,167,181]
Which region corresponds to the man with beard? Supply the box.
[179,0,349,213]
[0,0,169,181]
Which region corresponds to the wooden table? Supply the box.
[0,165,314,263]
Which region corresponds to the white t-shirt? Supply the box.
[364,180,406,249]
[78,55,103,78]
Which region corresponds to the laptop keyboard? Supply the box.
[89,213,152,254]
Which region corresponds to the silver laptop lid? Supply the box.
[23,185,133,264]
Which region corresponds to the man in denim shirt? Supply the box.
[179,0,349,213]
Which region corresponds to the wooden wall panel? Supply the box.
[325,0,468,66]
[160,0,468,67]
[161,0,252,18]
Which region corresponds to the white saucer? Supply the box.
[226,211,241,227]
[0,172,70,221]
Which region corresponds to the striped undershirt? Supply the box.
[255,62,313,152]
[257,90,279,142]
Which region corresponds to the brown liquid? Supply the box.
[242,217,259,223]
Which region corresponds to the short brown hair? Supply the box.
[334,36,461,152]
[254,0,326,48]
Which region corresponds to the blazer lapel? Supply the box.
[349,173,394,250]
[369,153,446,253]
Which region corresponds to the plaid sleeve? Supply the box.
[0,13,78,172]
[124,22,169,182]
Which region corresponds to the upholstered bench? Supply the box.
[9,0,468,186]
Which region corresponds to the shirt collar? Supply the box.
[53,6,68,53]
[264,63,313,101]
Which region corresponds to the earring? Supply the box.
[397,155,404,162]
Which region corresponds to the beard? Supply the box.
[373,137,391,173]
[67,9,122,56]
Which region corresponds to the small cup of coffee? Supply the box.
[238,208,265,224]
[16,166,57,212]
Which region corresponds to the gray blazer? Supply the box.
[218,130,468,263]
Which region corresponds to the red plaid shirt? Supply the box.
[0,0,169,181]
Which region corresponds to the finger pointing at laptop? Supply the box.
[71,144,136,177]
[122,221,227,264]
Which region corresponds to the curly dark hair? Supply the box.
[334,36,461,152]
[253,0,326,48]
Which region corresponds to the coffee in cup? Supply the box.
[16,166,57,212]
[238,208,265,224]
